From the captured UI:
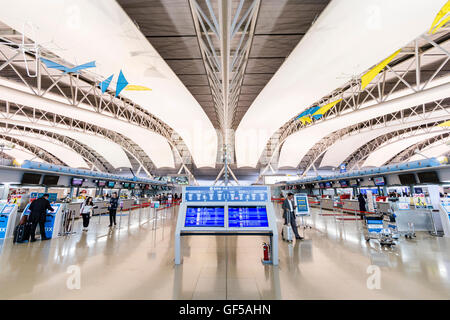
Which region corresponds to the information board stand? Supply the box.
[294,193,311,229]
[175,186,278,265]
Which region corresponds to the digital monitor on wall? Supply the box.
[417,171,440,183]
[71,177,84,186]
[318,182,325,188]
[97,180,107,187]
[228,206,269,228]
[107,181,115,188]
[122,182,130,188]
[339,180,349,187]
[21,173,42,185]
[130,183,135,189]
[373,177,385,186]
[184,206,225,227]
[42,175,59,186]
[349,179,359,187]
[324,182,332,188]
[398,174,416,185]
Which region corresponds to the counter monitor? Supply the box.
[42,175,59,186]
[184,206,225,227]
[228,206,269,228]
[21,173,42,185]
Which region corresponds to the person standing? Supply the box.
[357,193,367,220]
[29,193,54,242]
[282,193,303,240]
[108,192,119,227]
[80,197,96,231]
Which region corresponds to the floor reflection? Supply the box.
[0,206,449,299]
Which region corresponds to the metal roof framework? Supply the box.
[0,32,194,175]
[258,30,450,178]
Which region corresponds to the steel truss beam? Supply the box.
[300,100,450,173]
[0,101,156,176]
[0,35,193,170]
[0,134,64,165]
[0,122,113,172]
[189,0,260,162]
[387,133,450,164]
[259,30,450,172]
[343,118,450,170]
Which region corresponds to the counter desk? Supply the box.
[376,201,391,214]
[320,198,334,211]
[341,199,360,214]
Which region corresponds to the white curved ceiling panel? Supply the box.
[0,83,174,169]
[0,0,217,167]
[235,0,447,167]
[409,143,450,161]
[320,113,450,168]
[2,132,89,168]
[363,131,447,167]
[0,117,132,169]
[278,80,450,168]
[0,140,44,163]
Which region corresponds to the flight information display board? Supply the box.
[228,206,269,228]
[184,206,225,227]
[185,186,268,202]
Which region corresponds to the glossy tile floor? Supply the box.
[1,204,450,299]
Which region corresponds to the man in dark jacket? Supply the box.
[29,194,54,242]
[282,193,303,240]
[108,192,119,227]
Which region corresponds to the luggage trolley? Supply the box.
[364,215,396,246]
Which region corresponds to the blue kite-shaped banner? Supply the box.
[295,106,320,120]
[115,70,129,97]
[100,74,114,93]
[41,58,96,73]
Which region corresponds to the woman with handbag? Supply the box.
[80,197,97,231]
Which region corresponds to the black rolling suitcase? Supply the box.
[13,221,31,243]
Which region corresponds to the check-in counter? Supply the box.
[66,200,109,218]
[136,198,150,205]
[120,199,134,210]
[342,199,360,214]
[376,201,391,214]
[308,197,320,207]
[320,198,334,210]
[93,200,109,215]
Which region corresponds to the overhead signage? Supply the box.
[185,186,268,202]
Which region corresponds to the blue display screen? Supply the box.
[184,206,225,227]
[228,206,269,228]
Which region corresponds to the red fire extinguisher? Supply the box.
[263,242,270,261]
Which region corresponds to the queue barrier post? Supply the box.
[119,207,123,229]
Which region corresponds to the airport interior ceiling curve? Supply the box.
[0,0,449,182]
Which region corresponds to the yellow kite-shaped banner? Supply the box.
[429,1,450,34]
[124,85,152,91]
[360,50,400,90]
[311,99,342,120]
[437,120,450,127]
